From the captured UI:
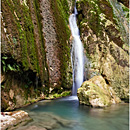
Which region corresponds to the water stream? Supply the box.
[19,96,129,130]
[69,1,84,95]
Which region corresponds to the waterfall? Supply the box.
[69,1,84,96]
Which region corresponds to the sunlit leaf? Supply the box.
[2,56,8,60]
[3,66,6,72]
[8,64,16,71]
[2,60,5,65]
[1,85,5,88]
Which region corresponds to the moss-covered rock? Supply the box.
[46,91,71,99]
[77,76,121,107]
[1,0,49,97]
[76,0,129,101]
[50,0,72,89]
[1,0,73,111]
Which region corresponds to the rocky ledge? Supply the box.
[0,110,32,130]
[77,76,121,107]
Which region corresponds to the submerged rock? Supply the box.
[22,125,47,130]
[77,76,121,107]
[0,110,32,130]
[17,112,77,130]
[0,110,76,130]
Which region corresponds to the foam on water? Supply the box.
[58,96,78,101]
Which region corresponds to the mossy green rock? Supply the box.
[77,76,121,107]
[1,0,73,111]
[77,0,129,101]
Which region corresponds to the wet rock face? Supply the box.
[1,0,72,110]
[1,0,49,111]
[67,0,75,12]
[1,0,72,88]
[77,76,121,107]
[77,0,129,101]
[40,0,61,86]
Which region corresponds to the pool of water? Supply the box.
[19,96,129,130]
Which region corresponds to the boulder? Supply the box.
[77,76,121,107]
[0,110,32,130]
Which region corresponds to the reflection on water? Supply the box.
[19,96,129,130]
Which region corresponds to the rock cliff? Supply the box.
[1,0,74,111]
[77,0,129,105]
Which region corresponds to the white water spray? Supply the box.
[69,1,84,96]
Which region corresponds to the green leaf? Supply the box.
[7,64,16,71]
[25,84,28,88]
[2,56,8,60]
[16,65,20,70]
[1,85,5,88]
[3,66,6,72]
[2,60,5,65]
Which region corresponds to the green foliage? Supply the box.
[56,0,70,23]
[12,37,17,44]
[1,55,37,90]
[1,55,20,73]
[2,56,8,60]
[7,64,15,71]
[53,91,71,98]
[61,91,71,97]
[24,84,29,89]
[1,85,5,89]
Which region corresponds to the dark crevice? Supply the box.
[101,73,109,85]
[117,0,129,8]
[1,53,42,89]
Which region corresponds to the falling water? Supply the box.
[69,1,84,96]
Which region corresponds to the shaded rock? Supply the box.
[1,92,10,111]
[0,110,32,130]
[15,95,25,107]
[1,74,6,84]
[77,76,121,107]
[9,89,14,100]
